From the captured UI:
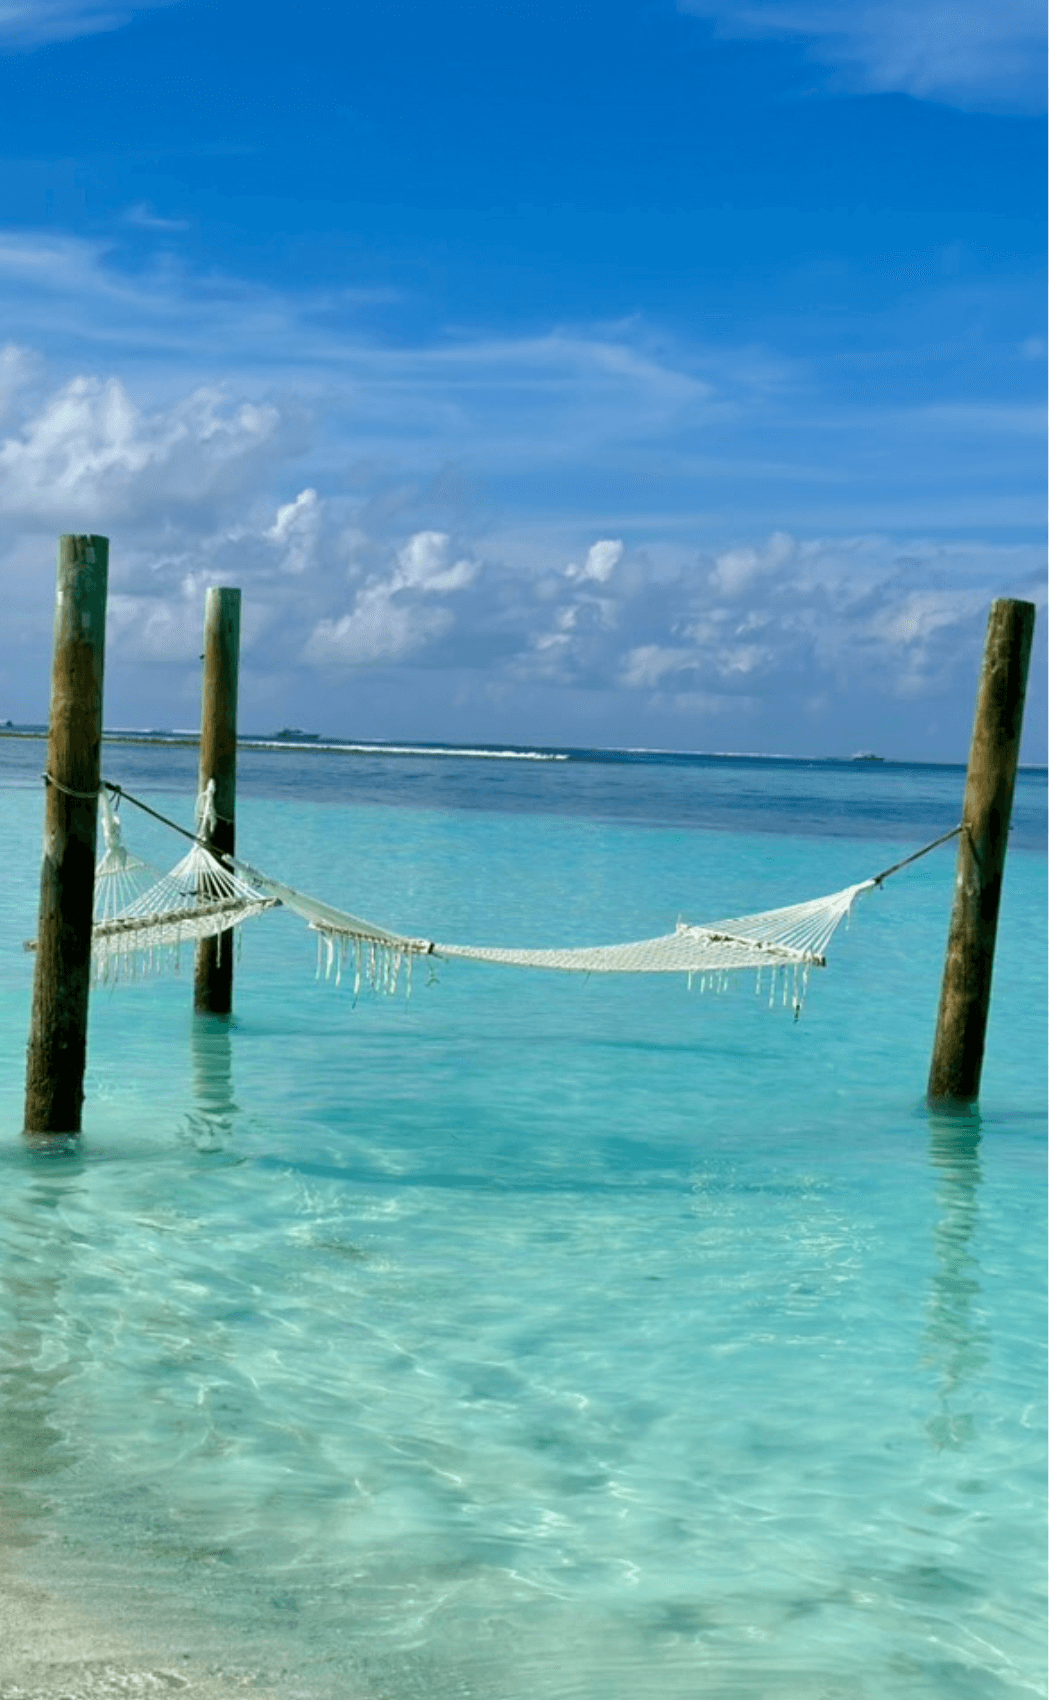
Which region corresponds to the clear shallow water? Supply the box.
[0,744,1045,1698]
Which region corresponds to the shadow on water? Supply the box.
[923,1108,987,1450]
[181,1014,238,1153]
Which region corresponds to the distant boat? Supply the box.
[851,751,885,762]
[273,728,320,742]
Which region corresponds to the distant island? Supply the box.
[851,752,885,762]
[272,728,320,742]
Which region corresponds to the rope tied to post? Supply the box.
[42,771,103,801]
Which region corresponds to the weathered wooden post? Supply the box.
[24,535,109,1136]
[194,587,241,1015]
[927,598,1036,1105]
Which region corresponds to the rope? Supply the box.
[870,824,963,887]
[102,782,225,855]
[45,773,233,851]
[43,771,103,801]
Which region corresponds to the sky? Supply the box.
[0,0,1044,759]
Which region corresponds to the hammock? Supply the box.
[30,781,955,1014]
[233,824,960,1011]
[89,837,277,981]
[234,857,873,1013]
[23,791,278,981]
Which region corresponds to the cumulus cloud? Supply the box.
[395,530,479,594]
[0,372,277,523]
[708,530,796,596]
[302,531,480,668]
[268,487,317,545]
[0,288,1042,755]
[566,539,624,583]
[680,0,1047,113]
[515,539,629,679]
[591,529,1045,724]
[267,488,320,574]
[303,596,452,669]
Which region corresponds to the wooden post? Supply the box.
[927,598,1036,1105]
[194,587,241,1015]
[24,536,109,1136]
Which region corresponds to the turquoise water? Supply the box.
[1,744,1045,1697]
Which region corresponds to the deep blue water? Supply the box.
[0,738,1045,1698]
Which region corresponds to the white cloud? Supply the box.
[267,488,320,574]
[567,539,624,583]
[0,236,1041,756]
[268,487,318,544]
[0,343,38,421]
[0,235,740,488]
[301,531,480,669]
[107,589,204,664]
[872,588,981,648]
[709,530,795,596]
[715,642,769,675]
[621,645,699,688]
[680,0,1046,113]
[395,530,479,594]
[303,597,452,669]
[0,373,277,523]
[0,232,1037,555]
[0,0,177,49]
[123,202,191,233]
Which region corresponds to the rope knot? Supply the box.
[195,778,218,839]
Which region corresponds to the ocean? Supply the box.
[0,736,1045,1699]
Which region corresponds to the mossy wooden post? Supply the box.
[194,587,241,1015]
[927,598,1036,1106]
[24,536,109,1137]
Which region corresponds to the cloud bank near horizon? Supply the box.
[0,349,1042,760]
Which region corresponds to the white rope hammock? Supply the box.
[234,857,873,1013]
[86,790,277,982]
[30,780,955,1015]
[91,843,277,983]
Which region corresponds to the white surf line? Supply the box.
[14,730,571,761]
[245,741,570,761]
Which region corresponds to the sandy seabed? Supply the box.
[0,1543,310,1700]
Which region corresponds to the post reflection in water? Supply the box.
[924,1110,988,1450]
[184,1014,238,1152]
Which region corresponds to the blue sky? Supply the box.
[0,0,1044,758]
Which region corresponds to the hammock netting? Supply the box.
[86,792,278,982]
[235,856,873,1010]
[27,782,926,1016]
